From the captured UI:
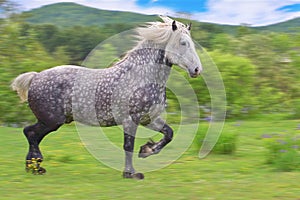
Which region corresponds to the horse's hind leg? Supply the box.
[23,121,62,174]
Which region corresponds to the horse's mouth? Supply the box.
[188,66,201,78]
[189,71,200,78]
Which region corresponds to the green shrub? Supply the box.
[197,130,238,155]
[263,132,300,171]
[213,132,238,154]
[291,99,300,119]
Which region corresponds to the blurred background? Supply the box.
[0,0,299,126]
[1,1,300,198]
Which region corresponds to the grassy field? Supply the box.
[1,118,300,200]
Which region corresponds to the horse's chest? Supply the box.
[129,83,166,118]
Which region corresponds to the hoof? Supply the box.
[138,144,153,158]
[35,167,46,175]
[26,158,46,175]
[138,140,156,158]
[123,172,144,180]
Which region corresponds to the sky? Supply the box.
[16,0,300,26]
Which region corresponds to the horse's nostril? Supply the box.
[195,67,199,73]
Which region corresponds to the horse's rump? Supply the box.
[28,66,83,124]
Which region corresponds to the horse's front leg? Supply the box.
[122,118,144,180]
[139,117,173,158]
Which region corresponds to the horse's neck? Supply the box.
[115,41,171,84]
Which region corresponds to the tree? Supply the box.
[33,24,60,53]
[209,50,257,117]
[211,33,237,53]
[235,33,299,113]
[0,20,67,124]
[237,23,254,37]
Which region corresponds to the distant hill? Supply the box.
[255,17,300,33]
[24,2,157,27]
[24,2,299,33]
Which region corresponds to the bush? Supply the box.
[263,132,300,171]
[213,131,238,154]
[197,130,238,155]
[291,99,300,119]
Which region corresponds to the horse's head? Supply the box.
[163,17,202,78]
[136,16,202,77]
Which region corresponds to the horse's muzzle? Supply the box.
[190,66,201,78]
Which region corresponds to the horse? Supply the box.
[11,16,202,179]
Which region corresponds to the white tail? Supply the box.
[11,72,38,102]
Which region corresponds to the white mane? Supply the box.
[135,16,191,45]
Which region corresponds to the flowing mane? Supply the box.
[135,16,191,45]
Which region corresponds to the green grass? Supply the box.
[1,118,300,200]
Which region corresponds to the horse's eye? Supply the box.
[180,40,190,47]
[180,41,187,46]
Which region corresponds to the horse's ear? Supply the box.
[188,22,192,31]
[172,20,177,31]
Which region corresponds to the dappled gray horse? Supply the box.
[12,16,202,179]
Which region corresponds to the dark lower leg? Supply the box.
[122,119,144,179]
[149,124,173,152]
[24,124,44,161]
[123,133,135,174]
[23,122,61,174]
[139,121,173,158]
